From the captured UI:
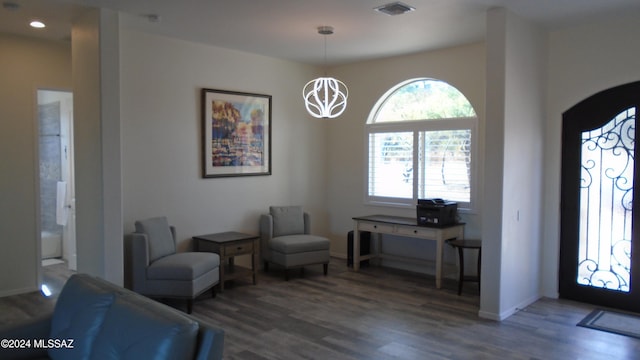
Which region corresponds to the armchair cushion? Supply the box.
[270,206,304,237]
[147,252,221,280]
[270,235,330,253]
[135,217,176,262]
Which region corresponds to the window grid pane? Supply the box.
[368,132,413,198]
[418,130,471,202]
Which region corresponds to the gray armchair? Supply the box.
[124,216,220,313]
[260,206,330,280]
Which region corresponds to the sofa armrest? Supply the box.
[303,212,311,234]
[194,320,225,360]
[124,233,151,292]
[0,314,51,359]
[170,225,177,242]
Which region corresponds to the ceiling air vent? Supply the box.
[374,2,416,16]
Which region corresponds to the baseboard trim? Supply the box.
[0,285,39,298]
[479,293,542,321]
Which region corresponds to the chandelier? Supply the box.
[302,26,348,119]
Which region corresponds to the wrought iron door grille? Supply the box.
[577,107,635,292]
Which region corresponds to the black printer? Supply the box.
[416,198,458,227]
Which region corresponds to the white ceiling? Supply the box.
[2,0,640,66]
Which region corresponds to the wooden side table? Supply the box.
[193,231,260,292]
[447,239,482,295]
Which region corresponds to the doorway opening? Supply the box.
[37,89,76,289]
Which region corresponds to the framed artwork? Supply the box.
[201,88,271,178]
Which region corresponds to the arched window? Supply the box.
[366,78,478,210]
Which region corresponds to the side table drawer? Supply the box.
[224,241,254,256]
[196,240,220,253]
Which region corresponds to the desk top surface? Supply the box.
[193,231,259,243]
[353,215,464,228]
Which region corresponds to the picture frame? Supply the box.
[201,88,271,178]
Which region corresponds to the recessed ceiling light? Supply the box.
[374,2,416,16]
[30,20,46,28]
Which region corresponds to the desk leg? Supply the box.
[252,239,258,285]
[251,238,258,285]
[353,220,360,271]
[443,225,466,290]
[436,238,443,289]
[219,257,226,292]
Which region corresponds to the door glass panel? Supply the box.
[578,107,635,292]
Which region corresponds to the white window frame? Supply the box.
[364,79,478,212]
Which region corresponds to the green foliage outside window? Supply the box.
[375,79,475,122]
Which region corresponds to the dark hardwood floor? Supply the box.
[2,259,639,359]
[0,261,68,326]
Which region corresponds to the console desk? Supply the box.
[352,215,465,289]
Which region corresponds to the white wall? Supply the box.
[501,10,546,316]
[482,8,546,320]
[327,44,486,269]
[0,34,71,296]
[120,29,327,254]
[72,8,123,284]
[542,13,640,297]
[482,8,507,320]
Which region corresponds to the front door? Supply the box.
[559,81,640,312]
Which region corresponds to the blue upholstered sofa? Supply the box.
[0,274,224,360]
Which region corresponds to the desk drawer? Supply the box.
[359,222,394,233]
[395,226,437,238]
[224,241,254,256]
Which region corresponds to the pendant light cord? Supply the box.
[323,32,328,76]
